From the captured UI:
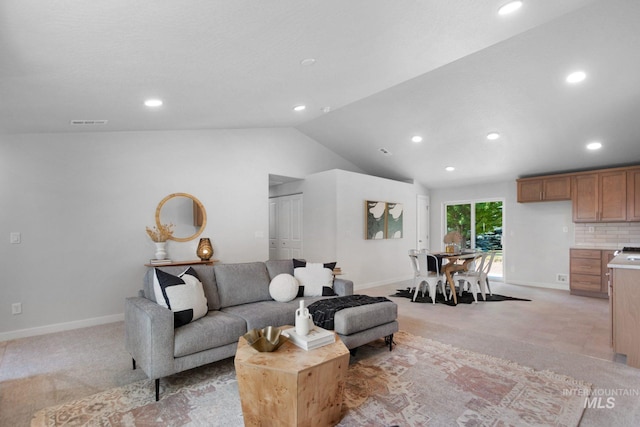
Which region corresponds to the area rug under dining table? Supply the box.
[392,287,532,305]
[32,331,589,426]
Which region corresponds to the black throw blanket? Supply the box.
[307,295,391,330]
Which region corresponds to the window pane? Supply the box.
[446,204,471,249]
[475,201,503,251]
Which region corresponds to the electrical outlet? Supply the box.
[11,302,22,315]
[10,232,21,244]
[588,226,595,233]
[557,274,569,283]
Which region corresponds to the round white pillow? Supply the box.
[269,274,299,302]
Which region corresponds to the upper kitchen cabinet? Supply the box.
[627,167,640,221]
[517,165,640,222]
[572,170,627,222]
[517,175,571,203]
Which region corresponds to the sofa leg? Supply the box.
[132,358,136,370]
[385,334,395,351]
[155,378,160,401]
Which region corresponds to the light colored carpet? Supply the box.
[31,331,590,426]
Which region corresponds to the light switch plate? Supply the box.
[10,232,21,244]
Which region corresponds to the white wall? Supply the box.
[429,180,574,289]
[0,128,363,339]
[301,169,428,289]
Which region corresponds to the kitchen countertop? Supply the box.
[608,254,640,270]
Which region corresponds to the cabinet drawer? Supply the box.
[571,274,602,292]
[570,249,601,259]
[571,258,602,275]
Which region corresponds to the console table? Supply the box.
[144,259,217,267]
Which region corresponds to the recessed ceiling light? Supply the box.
[498,1,523,15]
[144,99,163,107]
[300,58,316,66]
[487,132,500,140]
[566,71,586,84]
[293,105,306,112]
[587,141,602,150]
[445,166,455,172]
[411,135,423,143]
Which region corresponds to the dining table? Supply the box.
[432,251,483,305]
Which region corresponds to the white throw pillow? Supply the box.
[152,267,208,328]
[269,273,299,302]
[294,263,334,297]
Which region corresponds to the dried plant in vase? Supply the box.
[443,231,463,254]
[146,223,175,242]
[443,231,462,244]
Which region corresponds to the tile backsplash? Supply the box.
[574,222,640,248]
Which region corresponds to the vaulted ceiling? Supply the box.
[2,0,639,188]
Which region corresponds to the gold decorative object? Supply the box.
[196,238,213,261]
[242,326,288,352]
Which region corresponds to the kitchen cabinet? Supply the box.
[627,167,640,221]
[572,170,627,222]
[570,248,613,298]
[608,255,640,368]
[517,175,571,202]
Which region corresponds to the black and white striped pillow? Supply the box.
[152,267,208,328]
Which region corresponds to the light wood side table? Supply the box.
[234,327,350,426]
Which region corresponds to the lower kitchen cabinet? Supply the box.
[570,248,615,298]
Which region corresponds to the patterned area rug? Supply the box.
[391,287,531,305]
[32,331,590,426]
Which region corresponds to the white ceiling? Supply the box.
[2,0,640,189]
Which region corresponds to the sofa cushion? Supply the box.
[152,268,208,328]
[174,310,247,357]
[214,262,271,308]
[269,274,299,302]
[333,301,398,335]
[222,300,297,331]
[265,259,294,279]
[294,263,335,297]
[144,265,220,310]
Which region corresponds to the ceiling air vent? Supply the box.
[70,120,108,126]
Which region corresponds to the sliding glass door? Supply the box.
[445,200,503,278]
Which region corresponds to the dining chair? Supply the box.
[408,249,420,294]
[454,252,487,303]
[479,251,496,296]
[413,252,447,303]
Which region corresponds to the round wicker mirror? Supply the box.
[155,193,206,242]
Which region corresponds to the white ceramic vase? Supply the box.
[295,300,313,336]
[154,241,168,260]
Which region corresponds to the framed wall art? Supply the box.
[365,200,386,239]
[385,202,403,238]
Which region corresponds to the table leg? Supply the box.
[445,270,458,305]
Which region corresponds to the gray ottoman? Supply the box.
[332,300,398,351]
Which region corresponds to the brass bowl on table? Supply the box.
[242,326,288,352]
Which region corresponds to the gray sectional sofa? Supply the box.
[124,259,398,400]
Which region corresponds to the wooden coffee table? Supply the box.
[234,326,350,426]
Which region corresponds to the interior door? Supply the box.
[269,194,303,260]
[416,195,430,250]
[269,199,278,260]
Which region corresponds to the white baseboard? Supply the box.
[356,275,413,290]
[507,280,569,291]
[0,313,124,342]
